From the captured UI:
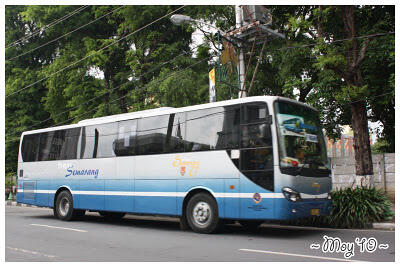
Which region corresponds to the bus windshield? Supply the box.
[274,100,330,177]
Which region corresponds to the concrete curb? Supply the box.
[6,201,30,207]
[6,201,44,208]
[5,201,395,230]
[372,222,395,230]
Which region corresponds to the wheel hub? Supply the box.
[59,197,70,217]
[193,202,211,225]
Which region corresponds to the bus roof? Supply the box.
[20,95,315,136]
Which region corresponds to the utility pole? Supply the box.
[235,5,247,98]
[171,7,284,100]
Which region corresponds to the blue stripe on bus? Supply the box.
[17,176,330,220]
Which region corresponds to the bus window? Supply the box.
[186,107,225,151]
[21,134,40,162]
[114,119,137,156]
[216,105,240,149]
[59,128,81,160]
[38,131,59,161]
[82,123,117,159]
[137,115,169,155]
[168,113,186,153]
[241,102,272,148]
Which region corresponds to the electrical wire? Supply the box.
[5,56,212,144]
[6,5,90,48]
[5,5,185,98]
[7,6,125,61]
[6,45,199,132]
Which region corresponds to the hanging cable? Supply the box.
[5,5,185,98]
[6,5,90,48]
[7,6,125,61]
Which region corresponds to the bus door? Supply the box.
[239,102,275,219]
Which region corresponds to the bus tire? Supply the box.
[239,220,264,230]
[186,193,220,234]
[55,190,79,221]
[99,211,125,220]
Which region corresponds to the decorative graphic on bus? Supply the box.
[180,166,186,176]
[172,156,200,177]
[65,165,99,179]
[252,193,262,204]
[281,157,300,167]
[277,114,317,137]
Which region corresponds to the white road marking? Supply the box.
[239,248,362,262]
[30,223,87,232]
[6,246,57,258]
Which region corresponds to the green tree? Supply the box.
[264,5,394,177]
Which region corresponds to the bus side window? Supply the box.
[168,112,186,153]
[21,134,40,162]
[59,128,81,160]
[241,102,272,148]
[114,119,137,156]
[186,107,225,151]
[136,115,169,155]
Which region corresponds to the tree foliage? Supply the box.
[5,5,394,176]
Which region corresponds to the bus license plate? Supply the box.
[311,209,320,216]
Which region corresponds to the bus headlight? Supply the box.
[282,187,301,202]
[327,192,332,200]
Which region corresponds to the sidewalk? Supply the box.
[372,202,396,230]
[5,200,395,230]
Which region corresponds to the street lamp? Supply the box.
[170,14,227,35]
[170,14,193,25]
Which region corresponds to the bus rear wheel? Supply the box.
[99,211,125,220]
[186,193,220,234]
[55,191,83,221]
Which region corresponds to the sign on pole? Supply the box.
[209,68,216,102]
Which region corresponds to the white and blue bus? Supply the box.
[17,96,332,233]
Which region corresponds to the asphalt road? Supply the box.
[5,205,395,262]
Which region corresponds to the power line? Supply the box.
[6,45,199,133]
[263,31,395,53]
[7,6,125,61]
[4,82,392,145]
[5,32,394,131]
[5,5,185,98]
[5,56,212,144]
[6,5,90,49]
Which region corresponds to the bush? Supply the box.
[328,186,393,228]
[287,186,393,228]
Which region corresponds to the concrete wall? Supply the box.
[331,153,395,201]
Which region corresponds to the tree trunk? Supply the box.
[350,99,373,185]
[339,6,373,184]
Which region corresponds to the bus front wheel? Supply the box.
[54,191,83,221]
[186,193,220,234]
